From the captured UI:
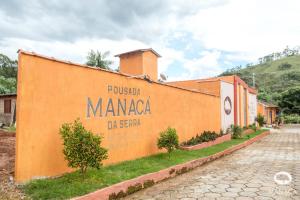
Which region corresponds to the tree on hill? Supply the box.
[0,53,17,94]
[86,50,113,70]
[278,87,300,115]
[0,54,18,79]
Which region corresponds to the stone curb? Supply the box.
[0,130,16,137]
[73,130,270,200]
[180,134,231,151]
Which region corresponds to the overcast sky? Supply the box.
[0,0,300,80]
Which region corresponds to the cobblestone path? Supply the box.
[125,125,300,200]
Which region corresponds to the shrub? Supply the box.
[157,127,179,156]
[59,119,108,177]
[182,130,219,146]
[226,127,232,134]
[200,131,218,142]
[183,136,199,146]
[256,114,265,127]
[278,62,292,70]
[282,114,300,124]
[231,125,242,139]
[220,129,224,136]
[248,123,257,131]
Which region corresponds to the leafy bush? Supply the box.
[256,114,266,127]
[0,76,16,94]
[278,87,300,115]
[220,129,224,136]
[278,62,292,70]
[231,125,242,139]
[60,119,108,177]
[226,127,232,134]
[248,123,257,131]
[182,131,219,146]
[282,114,300,124]
[200,131,218,142]
[157,127,179,156]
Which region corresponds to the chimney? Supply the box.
[115,48,161,81]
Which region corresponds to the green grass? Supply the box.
[7,125,16,132]
[23,129,266,200]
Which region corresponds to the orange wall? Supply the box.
[219,75,234,84]
[167,80,200,91]
[119,51,158,81]
[167,80,220,96]
[15,52,221,182]
[257,103,265,116]
[196,81,220,96]
[269,108,277,124]
[119,53,143,76]
[236,84,250,127]
[143,51,158,81]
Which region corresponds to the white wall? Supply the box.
[221,81,234,131]
[248,93,257,125]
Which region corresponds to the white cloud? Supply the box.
[183,0,300,60]
[181,50,223,79]
[1,0,300,81]
[0,37,149,68]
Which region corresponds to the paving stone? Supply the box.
[226,187,242,192]
[236,197,254,200]
[242,187,259,192]
[123,126,300,200]
[221,192,239,197]
[239,191,258,197]
[215,184,230,189]
[204,192,221,198]
[209,187,227,193]
[254,197,273,200]
[245,183,262,188]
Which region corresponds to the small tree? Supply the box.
[86,50,113,70]
[157,127,179,157]
[256,114,265,127]
[60,119,108,177]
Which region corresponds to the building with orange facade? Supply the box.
[257,101,279,125]
[15,48,257,182]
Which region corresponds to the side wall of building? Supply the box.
[220,81,234,131]
[15,53,221,182]
[248,93,257,125]
[265,107,277,124]
[257,103,265,116]
[143,51,158,81]
[119,53,143,76]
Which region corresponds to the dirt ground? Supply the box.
[0,131,25,200]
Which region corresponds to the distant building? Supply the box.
[257,101,279,125]
[0,93,17,126]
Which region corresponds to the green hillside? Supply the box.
[221,55,300,104]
